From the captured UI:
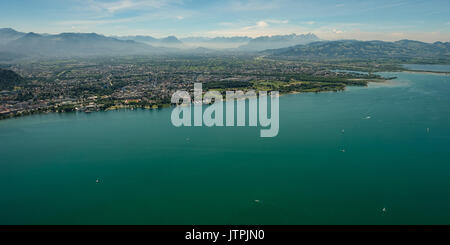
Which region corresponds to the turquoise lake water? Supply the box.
[0,71,449,225]
[403,64,450,72]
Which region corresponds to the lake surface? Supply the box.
[1,71,450,225]
[403,64,450,72]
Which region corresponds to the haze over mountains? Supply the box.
[239,33,320,51]
[0,28,449,62]
[120,35,253,49]
[0,28,161,60]
[0,28,26,45]
[115,33,320,50]
[7,32,155,56]
[115,35,184,48]
[0,28,322,58]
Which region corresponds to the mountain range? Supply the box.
[0,29,158,58]
[115,33,320,50]
[264,39,450,61]
[0,28,323,59]
[115,35,183,48]
[1,28,449,62]
[0,28,26,45]
[238,33,320,51]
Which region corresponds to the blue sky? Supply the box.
[1,0,450,42]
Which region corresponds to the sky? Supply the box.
[1,0,450,42]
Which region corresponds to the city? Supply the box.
[0,55,390,120]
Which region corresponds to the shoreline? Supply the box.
[402,70,450,75]
[0,78,387,122]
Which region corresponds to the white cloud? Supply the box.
[59,17,137,26]
[236,19,290,31]
[57,0,190,34]
[205,17,316,38]
[88,0,181,13]
[102,0,138,13]
[206,23,309,38]
[332,29,344,34]
[256,21,268,28]
[40,0,450,42]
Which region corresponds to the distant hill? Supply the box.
[181,36,252,43]
[118,35,158,43]
[160,36,182,44]
[108,33,320,50]
[239,33,320,51]
[0,28,25,45]
[264,40,450,61]
[179,36,252,49]
[119,34,321,50]
[0,32,158,58]
[117,35,183,48]
[0,69,24,90]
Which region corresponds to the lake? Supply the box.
[403,64,450,72]
[1,71,450,225]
